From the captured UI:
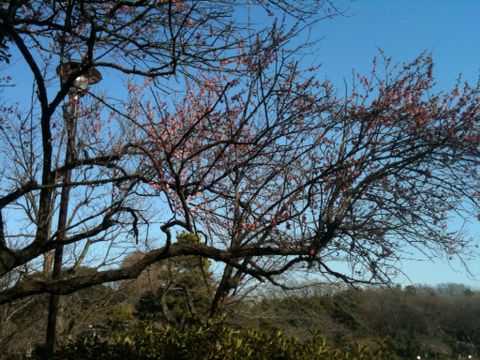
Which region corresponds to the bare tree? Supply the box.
[0,0,333,353]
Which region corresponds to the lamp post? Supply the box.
[56,61,102,94]
[45,62,101,355]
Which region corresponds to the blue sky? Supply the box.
[314,0,480,88]
[305,0,480,287]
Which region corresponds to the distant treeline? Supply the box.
[239,283,480,359]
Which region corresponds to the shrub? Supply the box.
[44,321,399,360]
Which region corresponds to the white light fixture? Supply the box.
[56,61,102,95]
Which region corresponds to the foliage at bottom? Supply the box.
[38,322,397,360]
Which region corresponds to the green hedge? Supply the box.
[40,322,398,360]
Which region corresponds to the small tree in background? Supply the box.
[134,232,214,327]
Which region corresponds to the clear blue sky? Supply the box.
[306,0,480,287]
[314,0,480,88]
